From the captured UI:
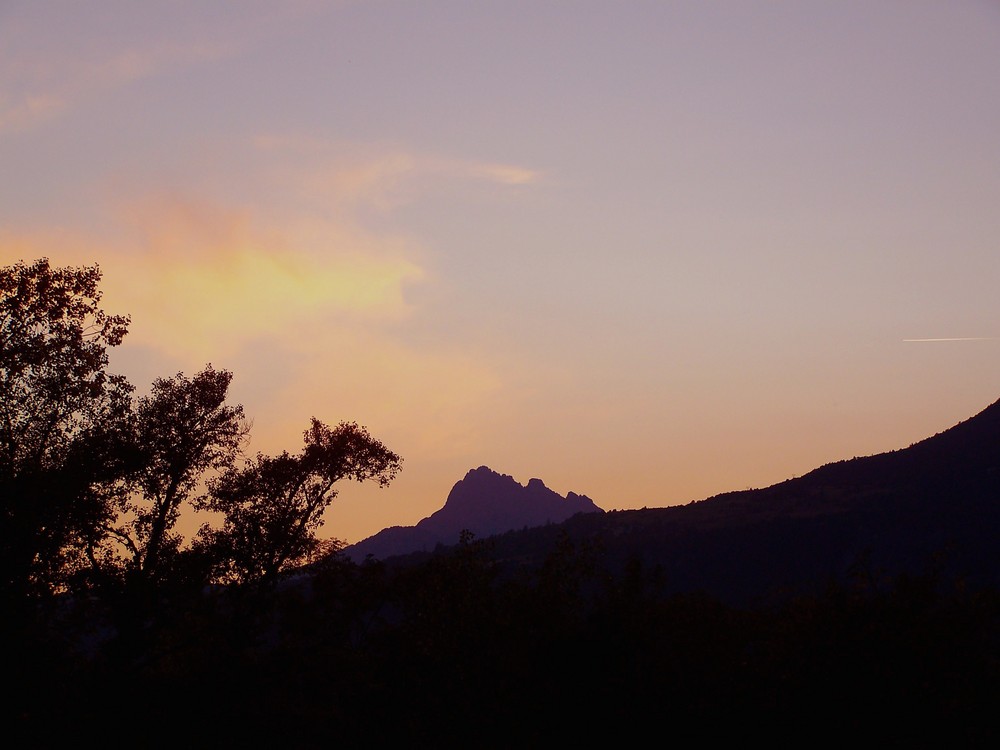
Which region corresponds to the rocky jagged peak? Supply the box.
[344,466,604,562]
[422,466,602,536]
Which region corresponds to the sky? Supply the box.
[3,0,1000,545]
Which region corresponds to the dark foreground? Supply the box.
[8,537,999,747]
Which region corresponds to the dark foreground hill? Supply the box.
[11,400,1000,746]
[344,466,603,561]
[393,398,1000,605]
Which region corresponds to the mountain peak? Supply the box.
[434,466,598,523]
[465,465,504,479]
[345,466,604,561]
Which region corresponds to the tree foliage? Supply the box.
[1,258,132,597]
[1,258,402,600]
[93,366,250,588]
[201,419,402,585]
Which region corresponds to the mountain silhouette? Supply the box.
[397,398,1000,604]
[344,466,603,562]
[24,403,1000,746]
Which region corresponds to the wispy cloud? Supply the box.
[250,134,542,211]
[1,211,502,473]
[6,196,485,343]
[1,128,536,511]
[12,192,423,359]
[903,337,998,342]
[0,0,331,136]
[474,163,541,186]
[2,127,538,360]
[0,38,235,135]
[0,92,66,133]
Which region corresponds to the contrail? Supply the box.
[903,337,999,342]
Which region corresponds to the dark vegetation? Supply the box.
[4,259,998,745]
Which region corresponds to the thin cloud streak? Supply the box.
[250,134,541,210]
[903,338,999,342]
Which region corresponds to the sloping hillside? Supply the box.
[419,399,1000,604]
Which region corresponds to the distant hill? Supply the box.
[387,398,1000,605]
[344,466,603,562]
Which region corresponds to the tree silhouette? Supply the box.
[200,419,401,586]
[0,258,132,598]
[92,366,249,590]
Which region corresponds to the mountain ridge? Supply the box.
[366,397,1000,605]
[344,465,603,561]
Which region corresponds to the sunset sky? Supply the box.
[3,1,999,544]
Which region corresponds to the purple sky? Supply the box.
[3,1,999,543]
